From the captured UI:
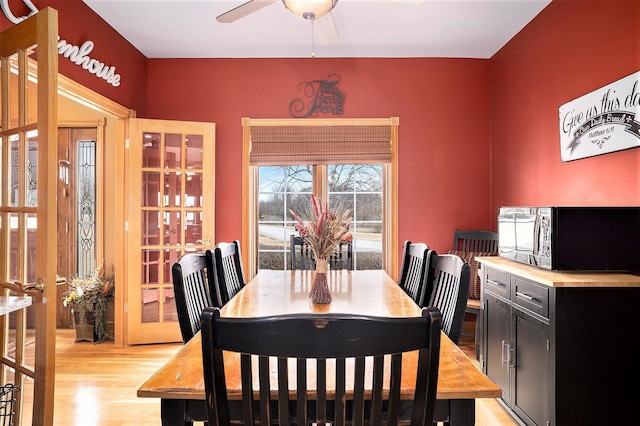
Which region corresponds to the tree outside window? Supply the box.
[258,164,383,270]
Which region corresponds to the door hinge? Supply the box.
[124,221,128,232]
[125,138,130,149]
[124,302,128,313]
[547,339,551,351]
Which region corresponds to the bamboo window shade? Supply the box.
[249,125,392,165]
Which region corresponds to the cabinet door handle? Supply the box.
[488,279,506,287]
[515,291,536,301]
[507,345,514,368]
[501,340,507,366]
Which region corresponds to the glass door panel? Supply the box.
[127,119,215,344]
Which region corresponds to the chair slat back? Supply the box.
[201,307,442,426]
[453,229,498,253]
[172,252,215,343]
[425,252,470,345]
[290,235,353,270]
[398,240,430,306]
[213,240,246,305]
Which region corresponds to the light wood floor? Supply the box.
[21,319,520,425]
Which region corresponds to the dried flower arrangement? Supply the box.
[289,194,353,261]
[289,195,352,304]
[63,264,115,343]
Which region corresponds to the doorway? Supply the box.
[56,127,99,328]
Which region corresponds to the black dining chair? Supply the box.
[200,306,442,426]
[424,251,471,345]
[212,240,246,305]
[450,229,499,341]
[290,234,353,270]
[397,240,430,306]
[172,251,217,344]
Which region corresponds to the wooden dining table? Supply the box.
[138,269,501,425]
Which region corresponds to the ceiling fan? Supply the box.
[216,0,425,47]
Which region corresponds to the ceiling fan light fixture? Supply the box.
[282,0,337,20]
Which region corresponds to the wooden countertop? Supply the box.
[476,256,640,288]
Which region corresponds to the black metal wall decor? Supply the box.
[289,74,346,118]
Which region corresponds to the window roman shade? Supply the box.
[249,125,392,165]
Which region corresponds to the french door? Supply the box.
[0,8,58,425]
[126,119,215,344]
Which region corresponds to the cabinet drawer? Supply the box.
[485,267,510,298]
[511,276,549,318]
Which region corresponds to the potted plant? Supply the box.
[62,264,115,342]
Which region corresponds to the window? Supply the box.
[242,117,399,280]
[257,164,383,270]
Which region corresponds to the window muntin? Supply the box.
[257,164,382,270]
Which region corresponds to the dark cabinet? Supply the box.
[510,308,548,426]
[484,292,510,403]
[478,257,640,426]
[482,267,549,426]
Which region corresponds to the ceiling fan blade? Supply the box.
[314,12,339,46]
[216,0,279,23]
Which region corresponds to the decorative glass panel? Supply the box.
[184,172,202,207]
[77,140,96,278]
[163,287,178,322]
[142,132,161,168]
[163,211,181,246]
[141,287,159,323]
[142,172,161,207]
[142,250,160,284]
[8,213,18,281]
[26,213,37,283]
[164,249,181,281]
[10,135,18,207]
[163,172,181,207]
[164,133,182,169]
[26,132,38,207]
[184,210,202,245]
[185,134,203,169]
[142,211,160,246]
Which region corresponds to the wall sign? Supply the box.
[1,0,38,24]
[58,38,121,87]
[2,2,122,87]
[289,74,346,118]
[559,71,640,162]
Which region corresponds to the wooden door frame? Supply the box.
[125,118,216,345]
[51,71,133,346]
[0,8,58,425]
[240,117,400,281]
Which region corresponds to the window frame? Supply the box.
[241,117,399,280]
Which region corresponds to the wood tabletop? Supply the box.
[137,269,500,401]
[476,256,640,288]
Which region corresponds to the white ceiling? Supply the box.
[82,0,552,59]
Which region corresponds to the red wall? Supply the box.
[146,58,493,253]
[0,0,148,114]
[12,0,639,256]
[490,0,640,212]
